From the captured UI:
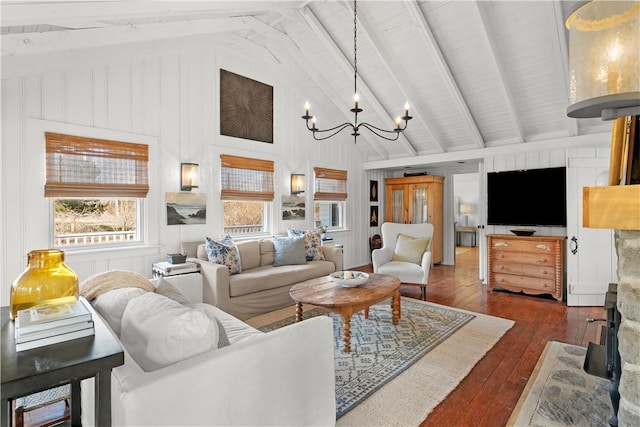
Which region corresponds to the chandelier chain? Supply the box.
[353,0,358,97]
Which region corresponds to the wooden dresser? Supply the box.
[487,234,565,301]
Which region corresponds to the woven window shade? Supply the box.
[45,132,149,198]
[220,154,274,201]
[314,167,347,201]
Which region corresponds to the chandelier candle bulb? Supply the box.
[395,116,402,130]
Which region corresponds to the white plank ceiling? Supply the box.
[1,0,613,166]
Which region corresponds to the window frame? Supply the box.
[314,199,346,231]
[52,197,146,250]
[220,153,275,238]
[28,119,159,255]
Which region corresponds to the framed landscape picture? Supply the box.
[166,192,206,225]
[282,195,305,220]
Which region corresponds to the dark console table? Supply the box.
[1,300,124,426]
[456,226,477,246]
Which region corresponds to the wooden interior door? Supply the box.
[566,153,617,306]
[408,183,429,224]
[386,183,407,223]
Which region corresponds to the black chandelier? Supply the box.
[301,0,412,143]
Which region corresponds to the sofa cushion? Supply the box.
[287,229,325,261]
[155,277,192,305]
[273,235,306,266]
[155,277,230,348]
[192,303,262,344]
[391,233,430,265]
[121,292,219,372]
[236,240,260,271]
[205,235,241,274]
[196,243,208,261]
[229,261,335,297]
[259,239,275,266]
[91,287,148,337]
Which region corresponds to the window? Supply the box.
[45,132,149,247]
[220,154,274,236]
[313,167,347,230]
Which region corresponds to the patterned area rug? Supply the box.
[508,341,613,427]
[254,298,478,419]
[249,297,514,426]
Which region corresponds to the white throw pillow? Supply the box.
[121,292,218,371]
[92,287,147,337]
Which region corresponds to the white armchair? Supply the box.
[372,222,434,300]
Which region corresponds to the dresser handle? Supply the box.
[536,244,551,251]
[495,242,509,247]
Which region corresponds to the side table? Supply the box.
[456,226,477,247]
[1,300,124,427]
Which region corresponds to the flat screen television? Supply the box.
[487,166,567,227]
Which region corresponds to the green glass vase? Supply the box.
[10,249,79,319]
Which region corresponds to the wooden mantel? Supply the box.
[583,185,640,230]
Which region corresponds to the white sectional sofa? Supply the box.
[80,273,336,426]
[181,238,343,320]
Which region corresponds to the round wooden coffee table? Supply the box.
[289,273,401,353]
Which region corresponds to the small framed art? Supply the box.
[370,206,379,227]
[370,180,378,202]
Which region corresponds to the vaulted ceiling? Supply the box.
[1,1,613,168]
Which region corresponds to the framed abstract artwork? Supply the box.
[220,69,273,143]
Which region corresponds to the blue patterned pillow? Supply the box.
[205,235,241,275]
[287,229,325,261]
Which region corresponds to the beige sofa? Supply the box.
[181,239,343,320]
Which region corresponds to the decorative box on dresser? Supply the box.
[487,234,565,301]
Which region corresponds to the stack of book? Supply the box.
[152,261,199,277]
[15,298,94,351]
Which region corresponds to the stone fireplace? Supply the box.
[615,229,640,426]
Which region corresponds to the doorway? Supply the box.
[453,172,480,273]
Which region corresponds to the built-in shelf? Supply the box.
[583,185,640,230]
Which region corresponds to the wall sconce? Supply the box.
[565,1,640,120]
[291,174,305,195]
[460,204,473,226]
[181,163,199,191]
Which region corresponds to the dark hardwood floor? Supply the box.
[359,246,603,427]
[23,246,603,427]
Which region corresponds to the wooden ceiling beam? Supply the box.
[404,0,485,149]
[1,17,253,56]
[0,2,303,27]
[474,3,525,144]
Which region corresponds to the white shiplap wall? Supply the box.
[0,37,375,305]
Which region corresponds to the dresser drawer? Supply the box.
[492,272,556,293]
[490,251,556,267]
[489,238,556,254]
[491,261,556,280]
